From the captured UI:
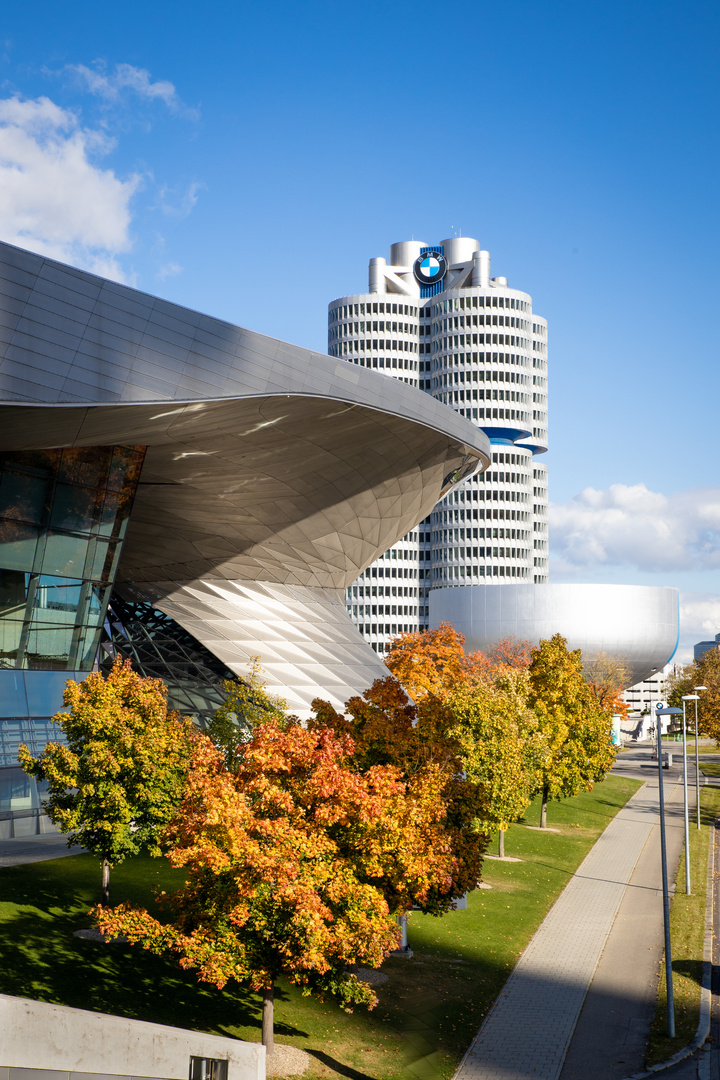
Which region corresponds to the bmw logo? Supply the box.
[413,251,447,286]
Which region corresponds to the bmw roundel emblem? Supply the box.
[413,251,448,286]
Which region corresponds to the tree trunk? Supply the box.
[498,828,505,858]
[262,983,274,1056]
[540,786,549,829]
[101,859,111,907]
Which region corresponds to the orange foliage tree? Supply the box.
[384,623,532,701]
[311,676,489,907]
[95,715,467,1052]
[383,622,468,700]
[583,653,632,721]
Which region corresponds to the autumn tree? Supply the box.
[19,659,194,904]
[446,668,545,856]
[384,622,468,700]
[583,652,632,719]
[95,718,469,1053]
[384,623,532,700]
[527,635,616,827]
[668,649,720,741]
[311,677,488,910]
[480,636,534,673]
[206,655,286,769]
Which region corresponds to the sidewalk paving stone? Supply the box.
[453,774,684,1080]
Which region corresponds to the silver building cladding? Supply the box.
[0,239,489,835]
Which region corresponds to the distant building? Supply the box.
[623,664,674,715]
[329,236,548,654]
[694,633,720,662]
[330,235,679,683]
[621,663,678,742]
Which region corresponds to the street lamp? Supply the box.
[681,696,698,893]
[694,686,707,829]
[656,703,683,1038]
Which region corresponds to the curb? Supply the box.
[621,816,716,1079]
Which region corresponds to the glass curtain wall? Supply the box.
[100,595,235,728]
[0,446,145,670]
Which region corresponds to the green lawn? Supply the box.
[0,775,641,1080]
[645,784,720,1066]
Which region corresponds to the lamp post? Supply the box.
[694,686,706,828]
[656,703,683,1038]
[681,696,697,893]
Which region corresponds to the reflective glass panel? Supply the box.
[0,670,28,715]
[58,447,110,490]
[42,532,89,578]
[0,765,37,810]
[0,471,50,525]
[0,447,145,670]
[50,484,97,532]
[25,670,76,715]
[24,626,75,668]
[0,524,39,572]
[34,576,83,613]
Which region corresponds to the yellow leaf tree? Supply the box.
[527,635,616,827]
[19,658,194,904]
[446,668,545,856]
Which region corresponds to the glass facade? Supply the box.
[0,445,145,836]
[0,446,145,670]
[100,595,235,728]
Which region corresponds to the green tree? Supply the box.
[206,656,286,769]
[527,635,616,827]
[94,719,463,1052]
[668,649,720,741]
[19,658,194,904]
[446,668,545,856]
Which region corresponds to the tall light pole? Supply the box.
[656,703,683,1038]
[681,696,697,893]
[694,686,706,828]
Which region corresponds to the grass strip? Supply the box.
[645,784,720,1066]
[0,775,640,1080]
[700,761,720,778]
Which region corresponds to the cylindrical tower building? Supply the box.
[328,237,548,653]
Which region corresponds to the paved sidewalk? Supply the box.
[559,775,687,1079]
[454,773,684,1080]
[0,832,83,867]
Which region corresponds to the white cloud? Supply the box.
[157,180,205,217]
[0,94,140,282]
[66,63,199,120]
[156,262,183,280]
[672,592,720,666]
[550,483,720,573]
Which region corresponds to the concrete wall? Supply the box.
[0,995,265,1080]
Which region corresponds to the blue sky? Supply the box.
[1,0,718,659]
